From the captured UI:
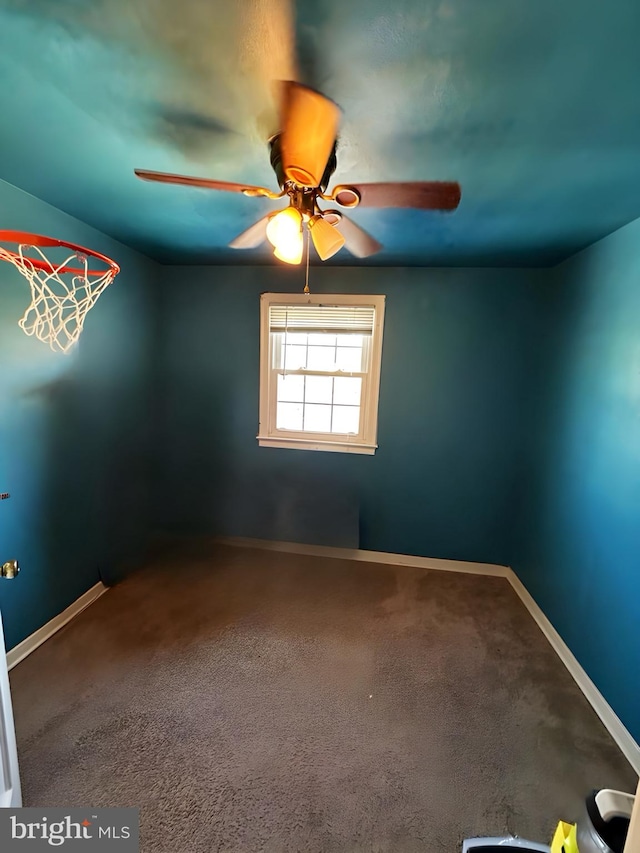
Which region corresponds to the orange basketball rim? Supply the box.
[0,230,120,353]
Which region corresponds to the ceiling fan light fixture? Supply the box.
[273,243,303,265]
[267,207,304,265]
[331,185,361,208]
[309,214,346,261]
[279,82,341,189]
[135,84,461,265]
[287,167,316,187]
[322,211,342,226]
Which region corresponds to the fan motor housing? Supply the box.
[269,134,338,192]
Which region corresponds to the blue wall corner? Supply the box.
[513,215,640,743]
[0,179,159,650]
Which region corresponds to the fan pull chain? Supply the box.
[304,226,311,296]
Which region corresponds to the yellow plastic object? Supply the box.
[551,821,579,853]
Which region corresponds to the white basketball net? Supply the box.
[0,243,117,353]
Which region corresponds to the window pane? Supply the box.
[277,373,304,403]
[277,402,303,431]
[308,333,336,347]
[303,403,332,432]
[283,332,308,345]
[283,344,307,370]
[307,346,337,371]
[332,405,360,435]
[305,375,333,404]
[335,346,363,372]
[333,376,362,406]
[336,333,364,347]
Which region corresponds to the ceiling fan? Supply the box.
[135,81,461,264]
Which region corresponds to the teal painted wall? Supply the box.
[0,179,158,651]
[514,215,640,743]
[2,175,637,749]
[156,264,543,565]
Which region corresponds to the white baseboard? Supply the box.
[215,536,510,577]
[217,535,640,774]
[6,582,108,671]
[506,569,640,775]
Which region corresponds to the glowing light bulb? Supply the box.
[266,208,304,265]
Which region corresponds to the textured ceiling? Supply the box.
[0,0,639,266]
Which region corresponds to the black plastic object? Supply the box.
[585,790,630,853]
[465,848,540,853]
[462,841,550,853]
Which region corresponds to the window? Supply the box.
[258,293,386,454]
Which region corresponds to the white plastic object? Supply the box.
[595,789,636,823]
[0,606,22,806]
[463,839,550,852]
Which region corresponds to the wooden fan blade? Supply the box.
[229,215,272,250]
[279,82,341,188]
[134,169,275,197]
[333,214,382,258]
[334,181,461,210]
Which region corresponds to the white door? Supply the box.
[0,606,21,807]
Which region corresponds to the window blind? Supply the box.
[269,304,376,335]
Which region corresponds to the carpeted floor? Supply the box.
[9,544,637,852]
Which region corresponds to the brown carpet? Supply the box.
[9,544,637,852]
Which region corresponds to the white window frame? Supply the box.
[258,292,386,455]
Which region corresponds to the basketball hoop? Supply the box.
[0,231,120,354]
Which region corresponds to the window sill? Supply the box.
[257,435,377,455]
